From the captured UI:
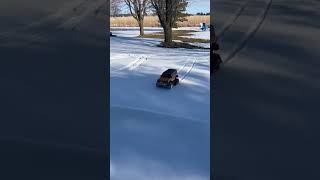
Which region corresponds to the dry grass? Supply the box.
[110,15,210,27]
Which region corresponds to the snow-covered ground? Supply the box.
[178,27,210,40]
[111,26,210,40]
[111,27,210,49]
[111,27,163,37]
[110,28,210,179]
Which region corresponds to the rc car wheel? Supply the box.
[174,79,179,86]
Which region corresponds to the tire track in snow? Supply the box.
[218,0,250,38]
[177,62,187,72]
[127,55,148,70]
[112,54,148,72]
[0,0,106,41]
[223,0,273,63]
[178,58,197,81]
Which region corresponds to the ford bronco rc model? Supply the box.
[156,69,179,89]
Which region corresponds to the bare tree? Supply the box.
[111,0,121,16]
[124,0,149,36]
[150,0,188,47]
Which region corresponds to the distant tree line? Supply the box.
[196,12,210,15]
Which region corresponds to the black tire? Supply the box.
[174,79,179,86]
[169,83,173,89]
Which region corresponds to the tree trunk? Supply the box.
[138,20,144,37]
[164,25,173,47]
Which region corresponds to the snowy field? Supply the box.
[111,27,210,49]
[110,28,210,179]
[111,27,163,37]
[178,27,210,40]
[111,26,210,40]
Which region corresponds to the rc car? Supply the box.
[156,69,179,89]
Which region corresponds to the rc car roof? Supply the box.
[162,69,177,75]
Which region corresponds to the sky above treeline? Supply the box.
[187,0,210,14]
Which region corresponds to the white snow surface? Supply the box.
[111,26,210,40]
[179,27,211,40]
[110,29,210,179]
[111,27,163,37]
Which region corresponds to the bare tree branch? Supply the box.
[124,0,149,36]
[110,0,122,16]
[150,0,188,47]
